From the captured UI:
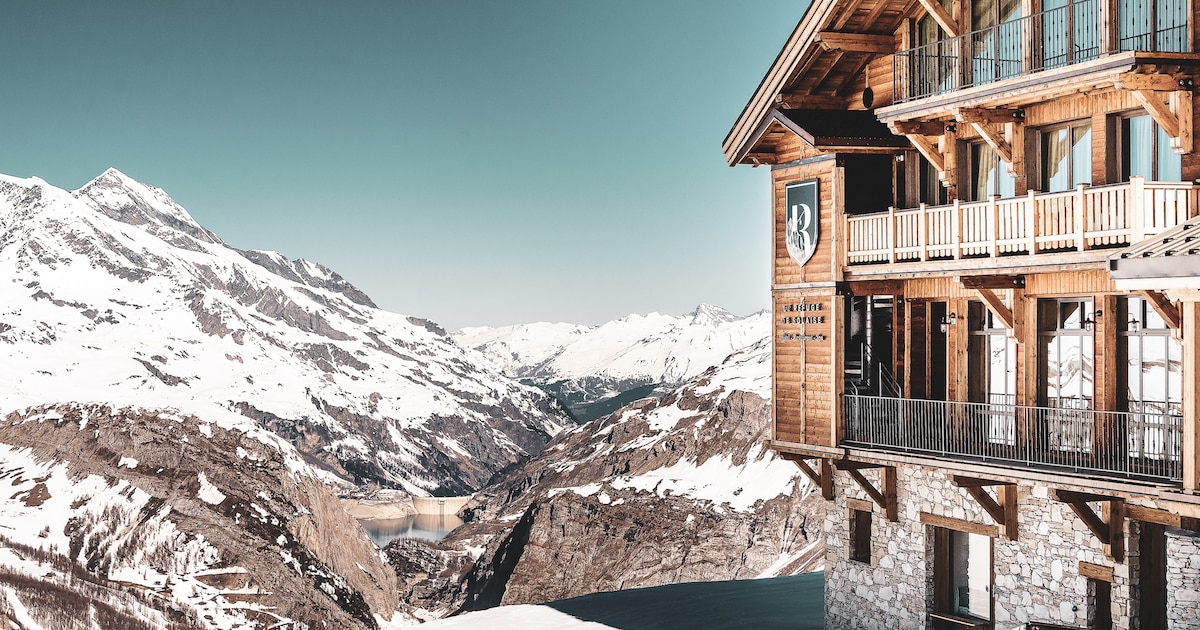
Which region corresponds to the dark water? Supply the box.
[545,572,824,629]
[359,513,464,547]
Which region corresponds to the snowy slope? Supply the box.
[454,305,769,417]
[0,169,569,494]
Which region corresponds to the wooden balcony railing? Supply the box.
[843,394,1183,484]
[845,178,1199,265]
[894,0,1189,103]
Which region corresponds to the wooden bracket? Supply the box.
[1053,489,1125,561]
[1140,290,1182,337]
[842,464,898,521]
[816,31,895,54]
[952,476,1018,540]
[957,109,1024,175]
[916,0,960,37]
[1130,89,1194,155]
[976,288,1015,330]
[783,454,835,500]
[959,276,1021,330]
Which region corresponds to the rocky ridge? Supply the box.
[0,403,399,629]
[387,340,824,618]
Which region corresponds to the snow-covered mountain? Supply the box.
[454,305,769,421]
[387,340,824,619]
[0,169,569,495]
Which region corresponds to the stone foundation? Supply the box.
[824,462,1192,630]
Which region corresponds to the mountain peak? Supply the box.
[688,303,737,325]
[73,168,222,245]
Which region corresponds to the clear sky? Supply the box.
[1,1,798,330]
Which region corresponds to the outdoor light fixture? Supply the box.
[939,312,957,333]
[1083,310,1103,332]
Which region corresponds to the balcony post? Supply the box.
[919,202,929,261]
[990,195,1001,257]
[1131,176,1146,242]
[1026,189,1038,254]
[1099,0,1117,53]
[1076,183,1089,251]
[1183,301,1200,491]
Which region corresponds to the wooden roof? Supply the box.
[722,0,917,165]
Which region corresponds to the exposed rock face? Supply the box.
[0,169,570,494]
[387,341,825,618]
[0,403,398,629]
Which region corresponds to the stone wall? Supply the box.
[822,462,1185,630]
[1166,528,1200,629]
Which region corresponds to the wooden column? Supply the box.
[1094,294,1120,468]
[1183,301,1200,491]
[948,298,971,402]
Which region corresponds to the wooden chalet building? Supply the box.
[724,0,1200,627]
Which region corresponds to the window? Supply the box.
[970,143,1016,201]
[1122,114,1182,181]
[1119,297,1182,463]
[1118,0,1188,52]
[970,0,1022,84]
[934,527,993,625]
[968,303,1016,444]
[850,508,872,563]
[1039,298,1094,452]
[1088,578,1112,630]
[1042,123,1092,192]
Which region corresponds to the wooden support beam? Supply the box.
[890,120,947,136]
[784,455,835,500]
[817,31,895,54]
[959,275,1025,289]
[919,511,1000,537]
[940,126,957,192]
[1079,561,1114,582]
[1052,489,1125,561]
[833,460,883,471]
[809,51,847,95]
[1171,90,1193,154]
[1140,290,1182,332]
[1133,89,1181,138]
[1115,72,1191,91]
[952,476,1018,540]
[906,133,946,176]
[956,107,1024,125]
[916,0,960,37]
[975,288,1015,330]
[969,121,1014,165]
[843,279,905,296]
[774,93,848,110]
[1125,504,1200,531]
[846,466,898,521]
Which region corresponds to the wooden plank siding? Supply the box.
[773,161,840,287]
[773,291,841,447]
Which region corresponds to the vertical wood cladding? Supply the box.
[773,291,840,447]
[773,160,838,287]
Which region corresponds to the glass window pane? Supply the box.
[1157,124,1182,180]
[1045,128,1070,192]
[1072,126,1092,186]
[952,531,992,618]
[1128,115,1153,178]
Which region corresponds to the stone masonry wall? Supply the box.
[1167,528,1200,629]
[822,462,1185,630]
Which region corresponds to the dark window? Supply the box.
[1088,577,1112,630]
[1121,114,1182,181]
[934,527,993,625]
[850,509,872,563]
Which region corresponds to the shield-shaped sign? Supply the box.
[785,179,819,268]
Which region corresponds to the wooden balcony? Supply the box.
[893,0,1189,104]
[843,394,1183,484]
[845,178,1200,266]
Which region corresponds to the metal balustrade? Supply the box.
[894,0,1188,103]
[843,394,1183,483]
[845,178,1199,265]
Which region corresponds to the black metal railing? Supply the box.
[843,394,1183,483]
[895,0,1188,102]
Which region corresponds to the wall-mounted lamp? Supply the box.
[1082,310,1103,332]
[939,312,957,334]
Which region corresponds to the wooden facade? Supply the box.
[728,0,1200,625]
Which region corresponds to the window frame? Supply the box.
[1119,112,1183,182]
[1039,120,1093,192]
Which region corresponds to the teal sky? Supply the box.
[1,1,797,329]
